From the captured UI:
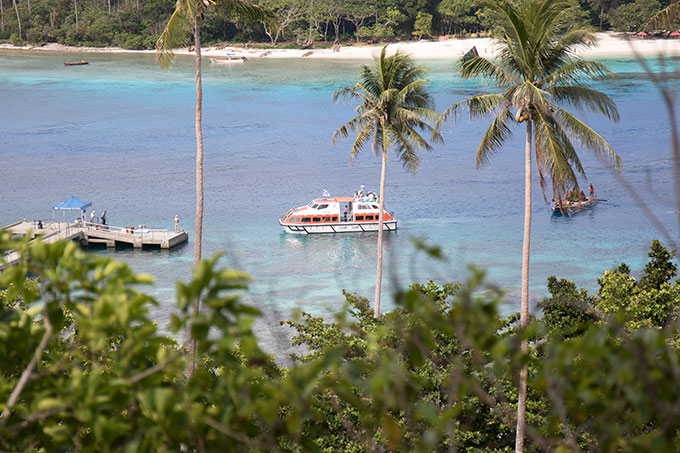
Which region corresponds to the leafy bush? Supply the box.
[1,233,679,451]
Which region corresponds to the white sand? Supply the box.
[2,32,679,60]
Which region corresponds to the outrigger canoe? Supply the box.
[64,60,89,66]
[552,197,598,216]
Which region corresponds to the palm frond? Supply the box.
[476,108,513,168]
[331,117,360,145]
[551,86,620,122]
[216,0,274,27]
[556,108,622,169]
[397,106,440,129]
[435,93,504,134]
[332,84,373,105]
[391,123,434,173]
[545,59,616,86]
[533,110,582,198]
[646,3,680,32]
[459,55,519,87]
[350,121,377,163]
[541,30,597,76]
[156,1,195,69]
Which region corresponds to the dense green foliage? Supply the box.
[2,0,679,48]
[1,230,679,451]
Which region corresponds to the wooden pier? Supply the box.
[2,220,188,267]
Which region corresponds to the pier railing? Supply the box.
[78,222,177,241]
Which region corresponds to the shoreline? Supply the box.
[2,32,680,61]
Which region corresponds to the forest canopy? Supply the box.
[0,0,678,49]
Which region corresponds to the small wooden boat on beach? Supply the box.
[280,193,397,234]
[552,196,598,216]
[209,53,247,64]
[64,60,89,66]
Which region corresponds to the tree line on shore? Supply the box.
[1,0,679,48]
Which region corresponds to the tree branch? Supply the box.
[0,310,53,426]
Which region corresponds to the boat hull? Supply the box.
[280,220,397,234]
[209,58,246,64]
[552,198,598,216]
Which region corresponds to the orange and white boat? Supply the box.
[279,195,397,234]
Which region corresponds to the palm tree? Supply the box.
[157,0,269,376]
[436,1,621,450]
[11,0,20,40]
[333,46,441,318]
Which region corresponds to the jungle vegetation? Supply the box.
[1,0,679,49]
[1,232,679,451]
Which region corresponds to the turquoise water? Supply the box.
[1,50,679,329]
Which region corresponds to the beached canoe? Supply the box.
[209,53,247,64]
[64,60,89,66]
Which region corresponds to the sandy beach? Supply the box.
[2,32,680,60]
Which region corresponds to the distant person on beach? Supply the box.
[580,190,586,201]
[174,215,179,233]
[37,220,43,229]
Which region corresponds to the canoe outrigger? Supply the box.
[279,194,397,234]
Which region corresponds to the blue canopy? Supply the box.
[53,195,92,210]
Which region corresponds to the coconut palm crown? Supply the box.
[333,46,441,317]
[333,46,441,172]
[435,1,621,451]
[438,0,621,200]
[157,0,268,69]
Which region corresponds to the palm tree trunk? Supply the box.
[11,0,20,40]
[373,149,387,318]
[515,119,532,453]
[73,0,78,27]
[186,16,204,379]
[1,0,5,33]
[599,5,603,30]
[664,92,680,239]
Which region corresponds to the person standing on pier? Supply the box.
[90,210,95,226]
[101,210,107,229]
[81,209,86,226]
[174,215,179,233]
